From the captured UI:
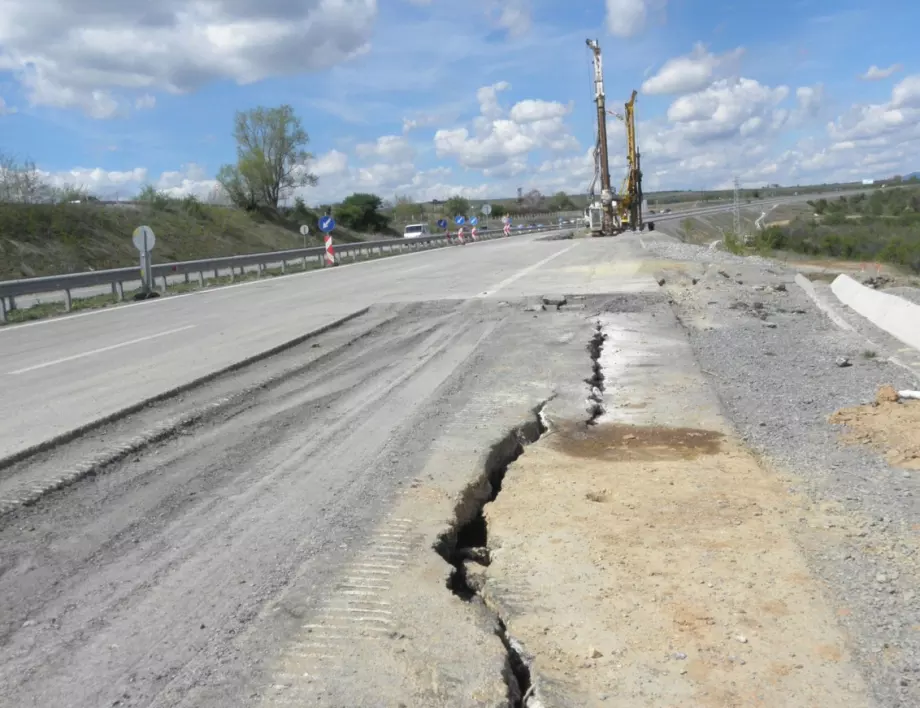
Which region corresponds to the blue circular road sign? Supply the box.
[437,219,448,229]
[318,215,336,233]
[454,215,465,225]
[470,216,479,226]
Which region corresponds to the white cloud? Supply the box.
[605,0,665,38]
[434,82,578,173]
[665,78,789,141]
[492,0,532,37]
[641,43,744,95]
[0,0,377,117]
[355,135,416,162]
[859,64,903,81]
[892,74,920,109]
[509,99,571,123]
[0,97,16,115]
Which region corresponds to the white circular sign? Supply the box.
[481,204,492,215]
[132,225,156,252]
[299,224,310,236]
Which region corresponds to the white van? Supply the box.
[403,223,431,238]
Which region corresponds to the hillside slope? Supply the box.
[0,201,373,280]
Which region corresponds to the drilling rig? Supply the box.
[584,39,653,236]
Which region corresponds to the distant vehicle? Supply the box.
[403,223,430,238]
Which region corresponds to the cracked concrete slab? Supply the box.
[475,299,874,707]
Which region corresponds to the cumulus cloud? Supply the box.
[434,82,578,173]
[605,0,665,38]
[0,0,377,116]
[641,43,744,95]
[859,64,903,81]
[355,135,416,162]
[490,0,532,37]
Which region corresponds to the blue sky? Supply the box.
[0,0,918,204]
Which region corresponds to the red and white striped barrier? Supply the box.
[503,224,511,236]
[470,226,478,240]
[457,227,466,245]
[324,234,335,266]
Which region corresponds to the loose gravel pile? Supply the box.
[644,236,920,708]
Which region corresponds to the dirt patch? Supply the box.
[481,421,871,707]
[553,421,723,461]
[829,386,920,469]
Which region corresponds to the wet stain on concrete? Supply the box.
[550,421,724,461]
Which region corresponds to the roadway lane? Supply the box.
[0,232,656,462]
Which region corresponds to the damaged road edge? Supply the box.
[586,321,607,425]
[434,400,551,708]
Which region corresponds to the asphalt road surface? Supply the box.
[0,230,653,463]
[0,231,658,707]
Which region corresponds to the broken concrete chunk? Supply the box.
[589,647,603,659]
[835,356,852,368]
[462,561,487,594]
[523,304,545,312]
[457,546,490,565]
[541,294,567,307]
[773,283,787,292]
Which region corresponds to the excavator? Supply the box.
[584,39,653,236]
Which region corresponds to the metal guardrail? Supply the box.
[0,223,573,322]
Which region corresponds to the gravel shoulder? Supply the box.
[642,233,920,708]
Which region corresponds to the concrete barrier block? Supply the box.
[830,274,920,351]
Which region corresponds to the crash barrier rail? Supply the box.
[0,223,574,322]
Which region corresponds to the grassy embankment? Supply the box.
[0,198,388,323]
[677,187,920,278]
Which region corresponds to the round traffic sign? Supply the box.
[318,216,336,233]
[437,219,448,229]
[481,204,492,216]
[470,216,479,226]
[454,215,465,225]
[299,224,310,236]
[132,225,156,252]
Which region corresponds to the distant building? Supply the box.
[862,178,874,185]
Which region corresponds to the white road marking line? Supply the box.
[7,324,195,374]
[476,242,580,297]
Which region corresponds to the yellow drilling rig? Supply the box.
[584,39,653,236]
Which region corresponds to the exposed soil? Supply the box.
[830,386,920,470]
[481,420,872,707]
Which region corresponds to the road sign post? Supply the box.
[132,225,156,297]
[318,216,336,265]
[299,224,310,249]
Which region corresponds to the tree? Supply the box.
[217,104,317,210]
[392,193,422,223]
[335,193,390,232]
[443,195,471,218]
[0,152,51,203]
[547,191,576,212]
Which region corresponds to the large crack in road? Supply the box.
[435,403,549,706]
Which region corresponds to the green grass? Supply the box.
[0,200,372,281]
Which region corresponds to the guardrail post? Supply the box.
[64,289,72,312]
[0,297,7,323]
[213,268,219,280]
[159,276,168,293]
[198,271,204,287]
[183,273,190,284]
[302,256,308,270]
[281,259,287,273]
[112,281,124,302]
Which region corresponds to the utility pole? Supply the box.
[587,39,614,233]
